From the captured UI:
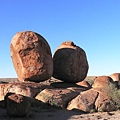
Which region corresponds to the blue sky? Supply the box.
[1,0,120,78]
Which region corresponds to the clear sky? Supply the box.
[1,0,120,78]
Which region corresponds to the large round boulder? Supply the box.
[53,41,89,83]
[10,31,53,82]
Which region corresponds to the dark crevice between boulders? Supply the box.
[91,92,99,113]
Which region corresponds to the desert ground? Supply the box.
[1,103,120,120]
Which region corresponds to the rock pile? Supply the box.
[67,76,117,112]
[0,75,120,117]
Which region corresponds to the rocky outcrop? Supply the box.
[53,41,89,83]
[10,31,53,82]
[0,76,120,118]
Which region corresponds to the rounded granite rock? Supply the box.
[53,41,89,83]
[10,31,53,82]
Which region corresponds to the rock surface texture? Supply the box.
[67,76,117,112]
[92,76,114,89]
[53,41,89,83]
[36,88,80,108]
[10,31,53,82]
[67,89,99,112]
[0,82,52,101]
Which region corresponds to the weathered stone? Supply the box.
[110,73,120,82]
[53,41,89,83]
[91,76,119,112]
[0,82,52,101]
[35,88,80,108]
[10,31,53,82]
[76,81,91,88]
[5,93,31,117]
[1,76,119,113]
[110,73,120,87]
[67,89,99,112]
[92,76,115,89]
[95,92,116,112]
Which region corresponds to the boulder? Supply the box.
[35,88,80,108]
[67,87,117,112]
[0,82,52,101]
[76,81,91,88]
[10,31,53,82]
[92,76,115,89]
[67,89,99,112]
[95,92,116,112]
[53,41,89,83]
[110,73,120,82]
[5,93,31,117]
[110,73,120,87]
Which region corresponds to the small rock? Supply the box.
[76,81,91,88]
[5,93,31,117]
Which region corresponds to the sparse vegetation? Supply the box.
[106,82,120,110]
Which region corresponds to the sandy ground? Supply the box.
[1,107,120,120]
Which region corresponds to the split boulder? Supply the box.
[95,92,116,112]
[67,89,99,112]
